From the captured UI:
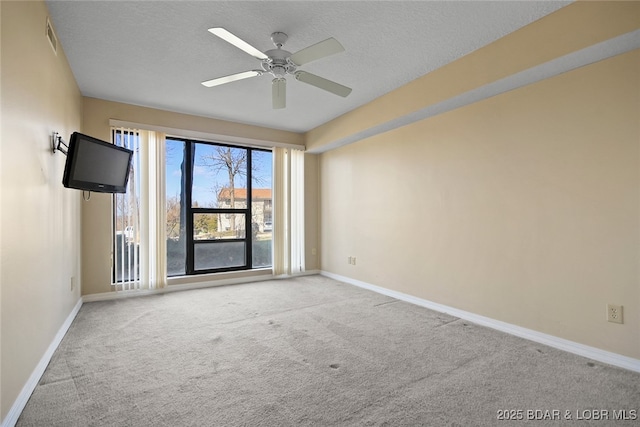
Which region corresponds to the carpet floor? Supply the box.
[17,275,640,426]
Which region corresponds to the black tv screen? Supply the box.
[62,132,133,193]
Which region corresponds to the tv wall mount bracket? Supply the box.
[51,132,68,155]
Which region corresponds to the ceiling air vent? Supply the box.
[46,17,57,55]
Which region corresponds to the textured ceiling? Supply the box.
[45,1,570,133]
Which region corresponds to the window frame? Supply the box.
[170,137,271,276]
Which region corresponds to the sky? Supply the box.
[165,139,272,207]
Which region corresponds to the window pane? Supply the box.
[113,130,140,283]
[193,144,247,208]
[251,150,273,268]
[166,138,186,276]
[194,213,245,240]
[194,242,245,270]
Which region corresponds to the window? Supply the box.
[111,124,299,290]
[165,138,272,276]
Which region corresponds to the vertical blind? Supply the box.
[272,147,305,276]
[290,148,305,274]
[112,127,167,291]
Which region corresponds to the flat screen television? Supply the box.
[62,132,133,193]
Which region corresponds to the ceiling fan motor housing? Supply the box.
[262,47,297,78]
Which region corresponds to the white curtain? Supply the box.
[112,127,167,290]
[272,147,305,276]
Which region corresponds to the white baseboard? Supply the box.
[84,274,273,302]
[2,298,83,427]
[83,270,321,303]
[320,271,640,374]
[83,287,163,302]
[299,269,321,276]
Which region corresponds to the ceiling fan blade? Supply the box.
[201,70,263,88]
[294,71,352,97]
[272,78,286,109]
[208,27,268,60]
[289,37,345,66]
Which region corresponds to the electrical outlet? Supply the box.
[348,256,352,264]
[70,276,76,291]
[607,304,623,324]
[352,257,356,265]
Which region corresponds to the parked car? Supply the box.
[264,221,272,231]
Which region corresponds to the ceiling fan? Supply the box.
[202,28,352,109]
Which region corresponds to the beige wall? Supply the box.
[317,4,639,359]
[304,153,320,271]
[1,1,83,421]
[82,98,311,294]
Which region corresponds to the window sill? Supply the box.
[166,268,274,288]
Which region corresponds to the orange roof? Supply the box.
[218,188,272,200]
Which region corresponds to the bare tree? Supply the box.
[199,147,247,231]
[166,195,181,239]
